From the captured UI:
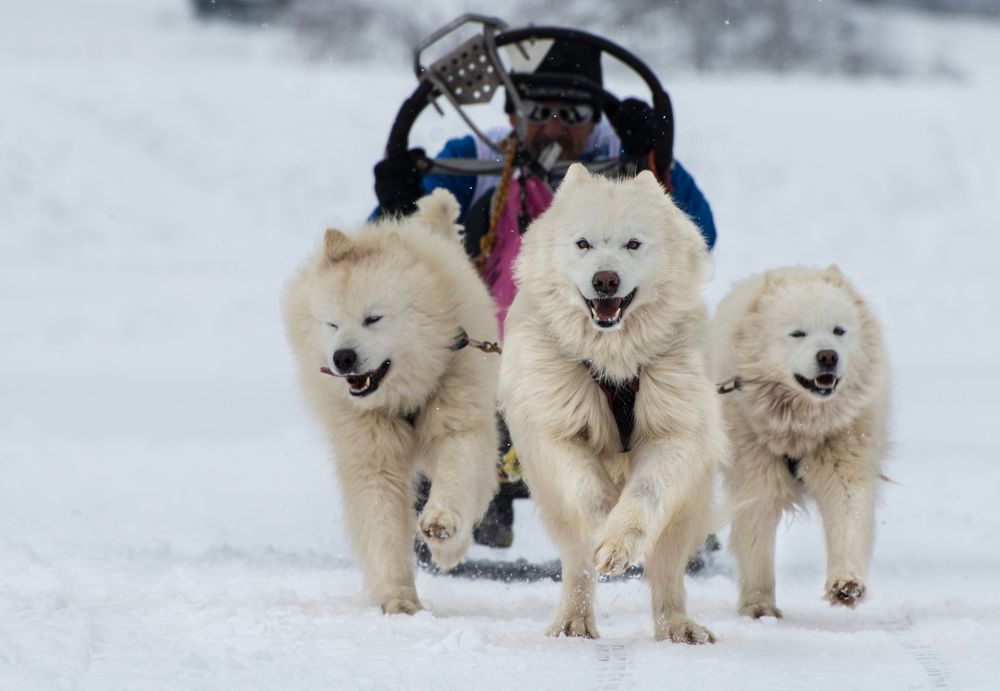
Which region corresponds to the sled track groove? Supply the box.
[880,619,950,689]
[593,642,634,690]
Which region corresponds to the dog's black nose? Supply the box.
[816,349,839,369]
[333,348,358,374]
[592,271,620,296]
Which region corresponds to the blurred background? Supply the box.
[191,0,996,74]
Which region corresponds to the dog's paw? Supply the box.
[655,616,717,645]
[593,525,644,577]
[373,580,421,615]
[427,536,470,572]
[546,614,599,639]
[419,504,472,571]
[826,578,866,608]
[418,504,463,544]
[739,601,783,619]
[380,595,422,615]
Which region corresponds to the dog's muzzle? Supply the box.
[583,288,637,329]
[794,372,839,397]
[321,359,392,397]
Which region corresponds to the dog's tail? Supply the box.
[415,188,464,245]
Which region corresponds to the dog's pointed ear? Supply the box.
[633,169,661,189]
[415,188,463,243]
[324,228,352,263]
[563,162,593,187]
[823,263,852,289]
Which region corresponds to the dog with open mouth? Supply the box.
[499,164,727,643]
[710,265,891,619]
[283,189,499,615]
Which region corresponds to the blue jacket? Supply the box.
[377,122,717,250]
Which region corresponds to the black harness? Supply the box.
[401,410,419,427]
[450,329,473,351]
[784,454,803,482]
[585,362,640,453]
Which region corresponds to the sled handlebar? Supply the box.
[423,157,625,177]
[385,22,674,178]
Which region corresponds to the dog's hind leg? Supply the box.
[336,456,421,614]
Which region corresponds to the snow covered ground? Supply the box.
[2,1,999,688]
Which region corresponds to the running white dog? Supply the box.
[499,165,726,643]
[711,265,891,617]
[283,190,499,614]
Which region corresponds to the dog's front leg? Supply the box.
[335,448,421,615]
[547,542,600,639]
[593,437,709,576]
[514,428,620,538]
[594,437,716,643]
[419,432,498,571]
[646,520,716,643]
[513,430,617,638]
[726,446,793,619]
[802,442,878,608]
[729,498,784,619]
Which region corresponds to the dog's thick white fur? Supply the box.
[498,165,726,643]
[283,189,499,614]
[711,265,890,618]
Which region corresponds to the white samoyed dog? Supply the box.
[283,189,499,614]
[711,265,890,618]
[498,164,727,643]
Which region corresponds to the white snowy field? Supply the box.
[2,1,999,689]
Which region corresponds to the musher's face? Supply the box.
[510,100,596,161]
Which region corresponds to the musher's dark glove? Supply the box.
[608,98,656,160]
[373,148,427,216]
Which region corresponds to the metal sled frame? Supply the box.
[385,14,676,181]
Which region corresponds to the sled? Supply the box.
[383,15,720,574]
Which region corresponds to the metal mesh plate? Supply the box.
[428,35,502,105]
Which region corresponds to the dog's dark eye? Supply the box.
[576,239,591,250]
[325,322,338,329]
[625,239,642,250]
[790,330,806,338]
[833,326,846,336]
[363,315,382,326]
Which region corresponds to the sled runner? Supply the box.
[414,536,723,583]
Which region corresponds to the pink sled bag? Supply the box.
[478,175,553,338]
